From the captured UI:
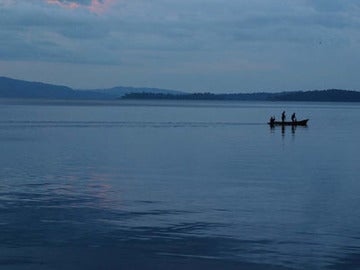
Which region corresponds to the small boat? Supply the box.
[268,119,309,126]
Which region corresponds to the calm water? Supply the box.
[0,99,360,270]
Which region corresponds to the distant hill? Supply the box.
[122,92,273,100]
[123,90,360,102]
[0,77,110,99]
[0,77,185,100]
[1,76,360,102]
[0,76,73,99]
[83,86,184,98]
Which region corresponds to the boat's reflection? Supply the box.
[270,124,307,137]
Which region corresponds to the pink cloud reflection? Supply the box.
[45,0,114,14]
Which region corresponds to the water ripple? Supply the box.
[0,120,265,129]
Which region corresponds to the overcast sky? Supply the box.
[1,0,360,92]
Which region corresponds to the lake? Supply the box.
[0,99,359,270]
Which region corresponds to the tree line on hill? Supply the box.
[122,90,360,102]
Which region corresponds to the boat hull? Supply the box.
[268,119,309,126]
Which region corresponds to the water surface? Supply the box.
[1,100,359,269]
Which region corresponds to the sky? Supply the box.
[1,0,360,92]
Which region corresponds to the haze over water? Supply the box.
[1,100,359,270]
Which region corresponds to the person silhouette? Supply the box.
[269,116,275,125]
[281,111,286,122]
[291,113,296,122]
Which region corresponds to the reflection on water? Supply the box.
[269,124,308,137]
[0,181,294,270]
[0,120,265,129]
[1,176,359,270]
[1,101,360,270]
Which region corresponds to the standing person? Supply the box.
[281,111,286,122]
[291,113,296,122]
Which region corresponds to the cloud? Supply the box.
[44,0,114,14]
[0,1,114,62]
[1,0,360,91]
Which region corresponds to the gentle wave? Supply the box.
[0,120,265,128]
